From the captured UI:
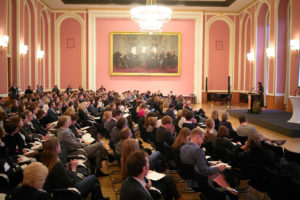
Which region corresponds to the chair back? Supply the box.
[195,172,209,192]
[264,142,283,159]
[0,173,9,194]
[284,148,300,166]
[264,167,291,200]
[51,188,82,200]
[212,143,230,162]
[237,136,248,145]
[181,162,196,180]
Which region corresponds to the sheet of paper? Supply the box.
[4,162,10,172]
[81,126,90,130]
[146,171,166,181]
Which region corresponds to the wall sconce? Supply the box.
[0,35,9,49]
[266,48,275,58]
[20,45,28,56]
[37,50,45,59]
[290,40,299,53]
[247,52,255,62]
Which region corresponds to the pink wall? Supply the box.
[256,3,268,89]
[240,16,246,91]
[234,15,239,91]
[245,19,251,91]
[291,0,300,95]
[60,18,82,89]
[276,0,288,94]
[208,20,230,91]
[96,18,195,95]
[0,0,8,94]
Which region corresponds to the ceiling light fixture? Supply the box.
[130,0,172,34]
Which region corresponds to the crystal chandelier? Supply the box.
[130,0,172,33]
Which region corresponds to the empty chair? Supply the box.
[284,148,300,166]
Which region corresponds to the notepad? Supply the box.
[146,171,166,181]
[82,133,95,144]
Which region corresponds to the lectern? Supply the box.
[248,92,261,113]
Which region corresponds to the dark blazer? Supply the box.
[11,86,18,99]
[219,120,238,139]
[10,185,50,200]
[105,118,117,134]
[25,89,33,95]
[87,105,99,116]
[214,118,220,131]
[182,122,197,130]
[165,109,176,120]
[44,161,76,191]
[13,132,32,151]
[120,176,153,200]
[155,126,175,147]
[2,134,18,156]
[31,118,47,136]
[213,137,239,151]
[47,108,59,123]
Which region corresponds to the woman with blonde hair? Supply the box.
[42,137,109,200]
[101,110,112,138]
[121,139,183,200]
[10,162,50,200]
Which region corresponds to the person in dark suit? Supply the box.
[155,115,175,155]
[25,86,33,96]
[65,85,72,94]
[120,151,153,200]
[10,162,50,200]
[57,115,110,177]
[2,121,20,156]
[105,109,122,135]
[11,82,18,100]
[182,111,197,130]
[52,85,60,95]
[47,101,59,123]
[165,104,176,120]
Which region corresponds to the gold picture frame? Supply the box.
[110,32,181,76]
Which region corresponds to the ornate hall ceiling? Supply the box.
[42,0,256,12]
[61,0,236,7]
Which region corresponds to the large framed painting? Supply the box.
[110,32,181,76]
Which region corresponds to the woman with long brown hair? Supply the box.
[42,137,109,200]
[172,127,191,151]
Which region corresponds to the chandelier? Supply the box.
[130,0,172,33]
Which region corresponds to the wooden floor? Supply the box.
[98,102,300,200]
